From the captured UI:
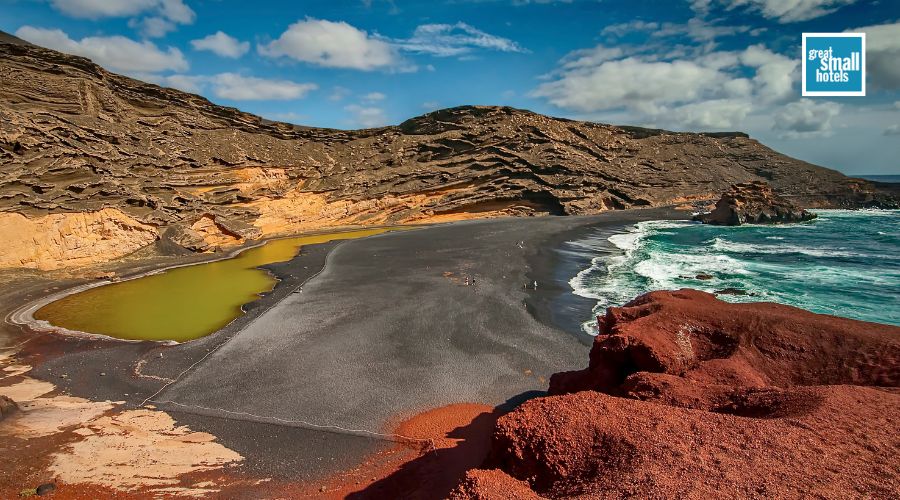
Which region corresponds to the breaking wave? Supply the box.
[568,210,900,334]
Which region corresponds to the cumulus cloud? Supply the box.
[739,44,796,103]
[393,22,527,57]
[773,100,842,138]
[259,18,396,70]
[50,0,195,35]
[209,73,317,101]
[533,57,731,116]
[345,104,388,128]
[128,17,176,38]
[50,0,158,18]
[848,22,900,90]
[531,38,802,131]
[671,99,754,129]
[155,74,204,93]
[146,73,317,101]
[15,26,187,73]
[258,18,524,70]
[191,31,250,58]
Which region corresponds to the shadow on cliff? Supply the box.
[347,391,544,499]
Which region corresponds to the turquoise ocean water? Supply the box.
[568,210,900,333]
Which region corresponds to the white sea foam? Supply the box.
[568,210,900,331]
[710,237,864,258]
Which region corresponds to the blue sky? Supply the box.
[1,0,898,174]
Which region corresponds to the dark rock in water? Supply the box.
[36,483,56,496]
[693,181,817,226]
[715,287,750,296]
[0,395,17,419]
[695,273,714,280]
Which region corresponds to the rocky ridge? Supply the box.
[454,290,900,498]
[1,31,895,269]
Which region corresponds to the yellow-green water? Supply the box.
[34,228,394,342]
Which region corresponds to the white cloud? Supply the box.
[157,0,195,24]
[156,74,204,93]
[265,111,309,124]
[329,86,351,101]
[50,0,195,24]
[706,0,857,23]
[362,92,386,102]
[145,73,318,101]
[191,31,249,58]
[671,99,754,129]
[884,124,900,136]
[773,100,842,138]
[393,22,527,57]
[50,0,158,18]
[532,40,798,131]
[345,104,388,128]
[533,57,730,116]
[209,73,317,101]
[739,44,796,103]
[259,18,396,70]
[848,22,900,90]
[15,26,188,73]
[600,20,659,38]
[129,16,176,38]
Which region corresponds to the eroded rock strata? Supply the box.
[456,290,900,498]
[694,180,817,225]
[1,31,895,269]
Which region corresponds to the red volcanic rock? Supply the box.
[449,469,541,500]
[488,386,900,498]
[455,290,900,498]
[549,289,900,396]
[694,181,817,225]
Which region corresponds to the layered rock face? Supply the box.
[694,180,817,225]
[1,32,895,269]
[456,290,900,498]
[0,208,158,270]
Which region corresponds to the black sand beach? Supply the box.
[1,208,682,485]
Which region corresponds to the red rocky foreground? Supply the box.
[453,290,900,499]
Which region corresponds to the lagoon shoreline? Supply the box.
[0,208,685,495]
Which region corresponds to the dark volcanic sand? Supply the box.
[1,208,680,490]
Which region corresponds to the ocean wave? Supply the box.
[566,211,900,331]
[710,237,867,258]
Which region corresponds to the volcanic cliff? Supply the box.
[0,31,894,269]
[453,290,900,499]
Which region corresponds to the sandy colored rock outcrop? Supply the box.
[0,208,158,270]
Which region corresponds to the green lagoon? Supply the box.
[34,228,394,342]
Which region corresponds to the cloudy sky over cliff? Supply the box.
[1,0,898,174]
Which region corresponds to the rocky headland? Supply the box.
[454,290,900,498]
[1,30,896,271]
[694,180,818,225]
